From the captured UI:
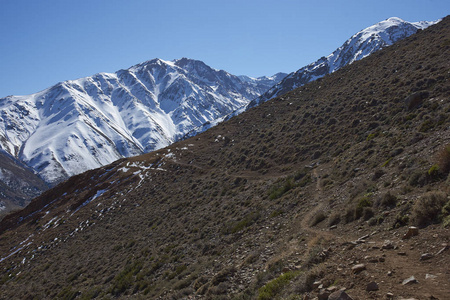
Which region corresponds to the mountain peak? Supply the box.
[0,57,284,188]
[385,16,405,23]
[247,16,440,109]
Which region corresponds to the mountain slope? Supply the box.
[246,17,440,109]
[0,58,286,185]
[0,151,48,219]
[0,16,449,300]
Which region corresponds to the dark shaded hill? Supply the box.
[0,16,449,300]
[0,151,48,220]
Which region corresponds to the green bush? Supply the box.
[428,164,440,178]
[381,157,392,167]
[368,215,384,226]
[440,201,450,228]
[110,260,144,296]
[443,215,450,228]
[366,133,377,141]
[269,178,295,200]
[357,195,373,209]
[393,214,409,228]
[223,211,261,234]
[257,271,300,300]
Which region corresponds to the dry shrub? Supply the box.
[437,144,450,175]
[377,191,398,208]
[310,211,327,226]
[411,191,447,227]
[362,207,374,221]
[328,212,341,226]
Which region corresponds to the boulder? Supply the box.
[402,276,418,285]
[351,263,366,274]
[328,290,354,300]
[382,240,395,249]
[318,289,331,300]
[366,281,379,291]
[402,226,419,239]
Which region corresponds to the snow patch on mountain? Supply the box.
[246,17,440,109]
[0,58,286,184]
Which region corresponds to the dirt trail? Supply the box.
[298,167,338,242]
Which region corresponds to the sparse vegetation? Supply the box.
[378,191,398,208]
[223,211,261,234]
[411,191,448,227]
[310,211,327,226]
[327,212,341,226]
[269,178,295,200]
[257,270,301,300]
[437,144,450,175]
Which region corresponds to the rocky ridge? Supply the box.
[246,17,439,109]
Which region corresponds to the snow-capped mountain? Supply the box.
[0,16,439,208]
[246,17,440,109]
[0,58,286,184]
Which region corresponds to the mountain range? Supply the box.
[0,17,439,215]
[246,17,439,110]
[184,17,440,134]
[0,15,448,299]
[0,59,285,185]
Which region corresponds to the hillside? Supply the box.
[0,16,449,300]
[0,151,48,219]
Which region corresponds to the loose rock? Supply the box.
[382,240,395,249]
[318,289,331,300]
[313,280,322,290]
[351,263,366,274]
[436,244,448,255]
[366,281,379,291]
[328,290,354,300]
[326,286,338,293]
[420,253,433,261]
[402,276,418,285]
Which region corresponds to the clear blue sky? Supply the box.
[0,0,448,97]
